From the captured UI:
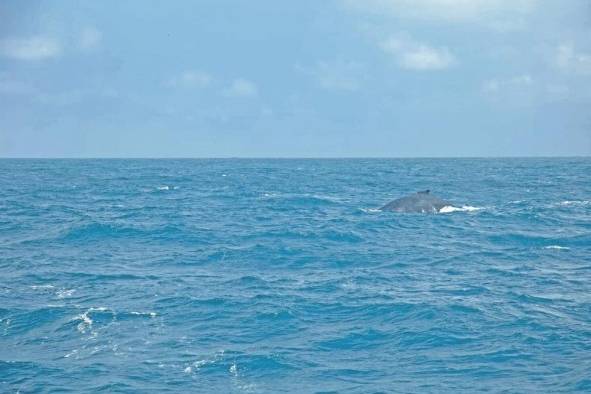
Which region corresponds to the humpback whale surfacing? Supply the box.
[380,190,455,213]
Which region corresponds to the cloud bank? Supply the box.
[167,70,213,89]
[555,43,591,76]
[380,35,456,70]
[222,79,258,98]
[0,36,61,60]
[344,0,537,24]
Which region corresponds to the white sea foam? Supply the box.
[229,362,238,376]
[194,359,209,369]
[439,205,482,213]
[312,194,342,202]
[157,186,170,191]
[130,311,157,318]
[544,245,570,250]
[30,284,55,290]
[72,307,110,334]
[185,353,223,374]
[360,208,381,213]
[261,192,280,199]
[75,312,93,333]
[57,289,76,298]
[560,200,590,206]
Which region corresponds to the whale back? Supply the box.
[380,190,451,213]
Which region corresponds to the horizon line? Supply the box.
[0,155,589,160]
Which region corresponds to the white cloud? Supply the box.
[555,43,591,75]
[79,27,102,51]
[296,60,366,91]
[482,74,533,94]
[222,78,258,98]
[167,70,212,89]
[344,0,536,24]
[481,74,538,106]
[380,35,456,70]
[0,36,61,60]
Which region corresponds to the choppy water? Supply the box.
[1,158,590,393]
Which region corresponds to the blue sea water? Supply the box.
[0,158,590,393]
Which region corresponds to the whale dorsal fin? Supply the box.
[418,190,430,194]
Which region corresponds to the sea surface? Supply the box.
[0,158,590,393]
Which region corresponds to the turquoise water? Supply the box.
[1,158,590,393]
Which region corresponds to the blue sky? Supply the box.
[1,0,590,157]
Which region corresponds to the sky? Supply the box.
[1,0,590,157]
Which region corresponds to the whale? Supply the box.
[379,190,455,213]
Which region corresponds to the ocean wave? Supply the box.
[261,192,343,206]
[359,207,381,213]
[316,328,390,351]
[253,308,296,323]
[59,223,145,241]
[56,222,208,244]
[155,185,180,191]
[544,245,570,250]
[559,200,590,206]
[241,228,363,243]
[322,229,364,243]
[30,284,55,290]
[56,288,76,299]
[183,350,227,374]
[3,158,591,392]
[182,351,292,385]
[71,307,112,334]
[3,306,70,336]
[223,275,270,289]
[69,307,156,335]
[488,232,552,247]
[260,192,280,199]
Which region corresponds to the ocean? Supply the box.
[0,158,590,393]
